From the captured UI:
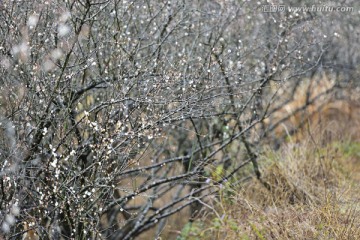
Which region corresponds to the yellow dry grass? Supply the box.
[178,74,360,240]
[183,138,360,240]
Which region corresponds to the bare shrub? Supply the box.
[0,0,359,239]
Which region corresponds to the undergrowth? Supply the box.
[177,140,360,240]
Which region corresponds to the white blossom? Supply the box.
[58,24,71,37]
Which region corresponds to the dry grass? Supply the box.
[179,139,360,240]
[176,74,360,240]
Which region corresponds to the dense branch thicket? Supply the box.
[0,0,359,239]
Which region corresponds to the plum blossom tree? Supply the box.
[0,0,359,239]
